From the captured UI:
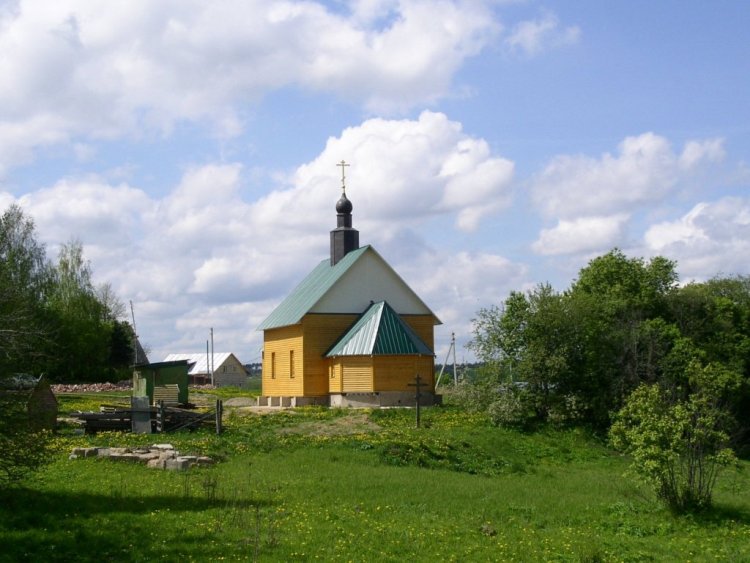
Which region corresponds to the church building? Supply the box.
[257,166,441,407]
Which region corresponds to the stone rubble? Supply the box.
[69,443,214,471]
[52,382,219,393]
[53,381,132,393]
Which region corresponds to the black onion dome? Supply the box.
[336,193,353,214]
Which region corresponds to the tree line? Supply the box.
[1,204,137,383]
[467,249,749,510]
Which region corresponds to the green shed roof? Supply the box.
[325,301,433,357]
[257,246,370,331]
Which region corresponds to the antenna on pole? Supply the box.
[130,300,139,366]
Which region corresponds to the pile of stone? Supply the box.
[69,443,214,471]
[53,381,132,393]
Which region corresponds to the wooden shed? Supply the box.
[0,375,58,431]
[132,360,189,406]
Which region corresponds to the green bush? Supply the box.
[487,384,531,429]
[610,363,739,512]
[0,392,53,486]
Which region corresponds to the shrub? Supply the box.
[488,385,531,429]
[0,392,53,486]
[609,363,739,512]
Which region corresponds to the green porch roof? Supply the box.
[325,301,433,357]
[257,246,370,331]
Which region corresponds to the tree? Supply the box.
[470,283,587,423]
[667,276,750,445]
[96,282,126,322]
[45,240,111,382]
[467,249,750,433]
[610,362,740,512]
[0,205,54,374]
[0,205,54,486]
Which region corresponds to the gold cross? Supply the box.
[337,160,350,194]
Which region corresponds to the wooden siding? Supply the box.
[329,361,343,393]
[373,355,434,392]
[401,315,436,351]
[262,313,435,398]
[341,357,374,392]
[301,314,357,396]
[262,324,304,396]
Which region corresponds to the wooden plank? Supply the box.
[153,384,180,406]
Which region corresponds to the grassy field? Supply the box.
[1,395,749,562]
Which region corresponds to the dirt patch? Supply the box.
[277,412,381,437]
[222,397,257,407]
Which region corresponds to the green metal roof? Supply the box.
[257,246,370,330]
[325,301,433,357]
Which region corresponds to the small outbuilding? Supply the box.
[132,360,190,406]
[0,375,58,431]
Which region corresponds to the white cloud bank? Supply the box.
[0,0,502,174]
[531,133,726,256]
[644,197,750,281]
[6,111,521,361]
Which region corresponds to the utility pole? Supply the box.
[435,332,457,390]
[210,327,215,386]
[130,300,139,366]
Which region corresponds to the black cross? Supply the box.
[337,160,350,195]
[408,374,425,428]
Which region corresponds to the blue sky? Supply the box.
[1,0,749,364]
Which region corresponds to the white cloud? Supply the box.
[530,133,727,256]
[532,133,678,219]
[2,111,516,360]
[394,249,530,359]
[644,197,750,280]
[532,214,629,256]
[0,0,501,173]
[505,12,580,56]
[285,111,515,234]
[679,138,725,169]
[17,176,151,253]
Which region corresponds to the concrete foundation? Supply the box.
[258,395,328,407]
[258,393,441,408]
[330,392,442,408]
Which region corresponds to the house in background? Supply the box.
[257,175,440,407]
[163,353,248,387]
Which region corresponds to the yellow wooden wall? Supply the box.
[339,357,374,392]
[401,315,436,350]
[328,362,343,393]
[262,313,437,397]
[300,314,357,396]
[261,324,304,396]
[373,355,434,392]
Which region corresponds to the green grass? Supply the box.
[198,383,261,400]
[56,392,131,414]
[2,404,749,561]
